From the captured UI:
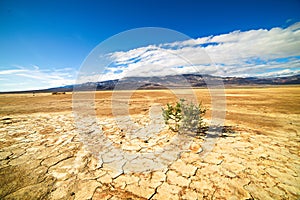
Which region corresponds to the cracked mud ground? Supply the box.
[0,87,299,199]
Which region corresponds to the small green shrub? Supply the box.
[162,99,206,133]
[162,101,182,132]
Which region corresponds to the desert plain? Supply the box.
[0,86,299,199]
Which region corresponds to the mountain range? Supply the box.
[2,74,300,93]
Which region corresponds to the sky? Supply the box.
[0,0,300,91]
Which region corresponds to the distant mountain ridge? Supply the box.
[1,74,300,93]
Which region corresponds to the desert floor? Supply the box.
[0,86,299,199]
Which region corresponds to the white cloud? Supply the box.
[0,69,27,75]
[104,22,300,79]
[15,73,46,80]
[259,69,300,77]
[0,66,76,92]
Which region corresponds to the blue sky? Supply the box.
[0,0,300,91]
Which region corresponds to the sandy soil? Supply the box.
[0,86,299,199]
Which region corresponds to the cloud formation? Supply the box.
[0,66,75,92]
[102,22,300,80]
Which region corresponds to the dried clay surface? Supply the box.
[0,87,299,199]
